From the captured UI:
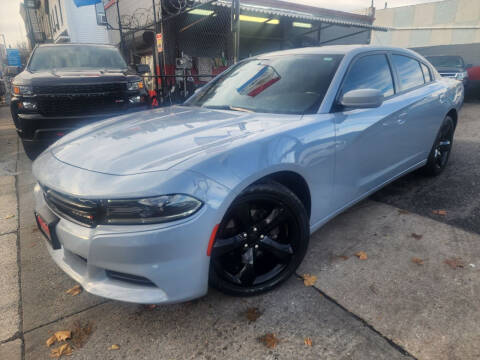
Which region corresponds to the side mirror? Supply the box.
[135,64,150,74]
[339,89,384,109]
[194,86,203,94]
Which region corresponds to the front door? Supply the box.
[332,52,412,210]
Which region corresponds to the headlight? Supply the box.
[455,71,468,81]
[13,85,33,96]
[127,80,144,91]
[104,194,203,225]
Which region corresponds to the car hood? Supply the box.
[50,106,299,175]
[15,69,136,86]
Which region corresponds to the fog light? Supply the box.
[22,101,37,110]
[129,95,141,104]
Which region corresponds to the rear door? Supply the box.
[332,52,409,210]
[389,54,446,161]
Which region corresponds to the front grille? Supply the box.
[43,187,99,227]
[37,94,126,116]
[439,73,458,78]
[105,270,156,286]
[33,83,126,94]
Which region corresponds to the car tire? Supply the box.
[21,139,42,160]
[209,181,309,297]
[421,115,455,177]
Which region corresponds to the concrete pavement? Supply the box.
[2,103,480,359]
[0,106,21,359]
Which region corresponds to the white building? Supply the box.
[372,0,480,48]
[24,0,110,45]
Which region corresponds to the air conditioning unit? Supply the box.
[97,14,107,25]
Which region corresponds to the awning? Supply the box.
[198,0,389,31]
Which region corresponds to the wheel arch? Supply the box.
[447,108,458,129]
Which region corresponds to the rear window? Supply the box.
[185,54,343,115]
[427,56,464,69]
[29,45,127,71]
[392,55,425,91]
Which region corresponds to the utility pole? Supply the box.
[232,0,240,63]
[152,0,160,101]
[116,0,124,55]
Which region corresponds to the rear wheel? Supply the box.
[209,182,309,296]
[422,116,455,176]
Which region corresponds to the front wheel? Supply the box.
[421,116,455,176]
[209,182,309,296]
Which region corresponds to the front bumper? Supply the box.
[34,183,218,304]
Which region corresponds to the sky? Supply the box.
[0,0,443,48]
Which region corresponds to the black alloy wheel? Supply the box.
[422,116,455,176]
[209,182,309,296]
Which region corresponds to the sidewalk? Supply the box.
[0,106,22,360]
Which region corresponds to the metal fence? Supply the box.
[105,0,381,106]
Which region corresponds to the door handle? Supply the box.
[397,112,408,125]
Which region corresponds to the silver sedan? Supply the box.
[33,45,463,303]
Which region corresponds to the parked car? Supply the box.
[10,43,150,159]
[32,45,463,304]
[426,55,469,85]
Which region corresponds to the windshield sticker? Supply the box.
[237,66,281,97]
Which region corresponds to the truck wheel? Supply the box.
[21,139,42,160]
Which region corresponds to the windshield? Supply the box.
[427,56,464,69]
[185,54,343,115]
[29,45,127,71]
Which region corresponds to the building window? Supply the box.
[54,5,59,29]
[58,0,63,26]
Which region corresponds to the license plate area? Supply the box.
[35,212,61,249]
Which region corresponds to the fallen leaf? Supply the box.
[54,331,71,342]
[32,227,39,233]
[412,257,424,265]
[444,257,465,269]
[108,344,120,351]
[331,254,349,262]
[258,333,279,349]
[144,304,157,310]
[3,214,15,219]
[432,209,447,216]
[304,337,313,346]
[66,285,82,296]
[46,334,56,347]
[355,251,368,260]
[50,343,73,358]
[302,274,317,287]
[411,233,423,240]
[398,209,409,215]
[71,321,94,349]
[245,307,262,322]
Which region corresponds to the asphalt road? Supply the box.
[1,102,480,360]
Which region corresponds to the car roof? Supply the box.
[260,45,421,58]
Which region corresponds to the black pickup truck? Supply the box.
[10,43,150,159]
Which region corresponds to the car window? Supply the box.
[185,54,343,115]
[421,63,432,83]
[392,55,425,91]
[341,54,394,98]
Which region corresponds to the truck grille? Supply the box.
[37,94,126,116]
[33,83,126,94]
[43,187,99,227]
